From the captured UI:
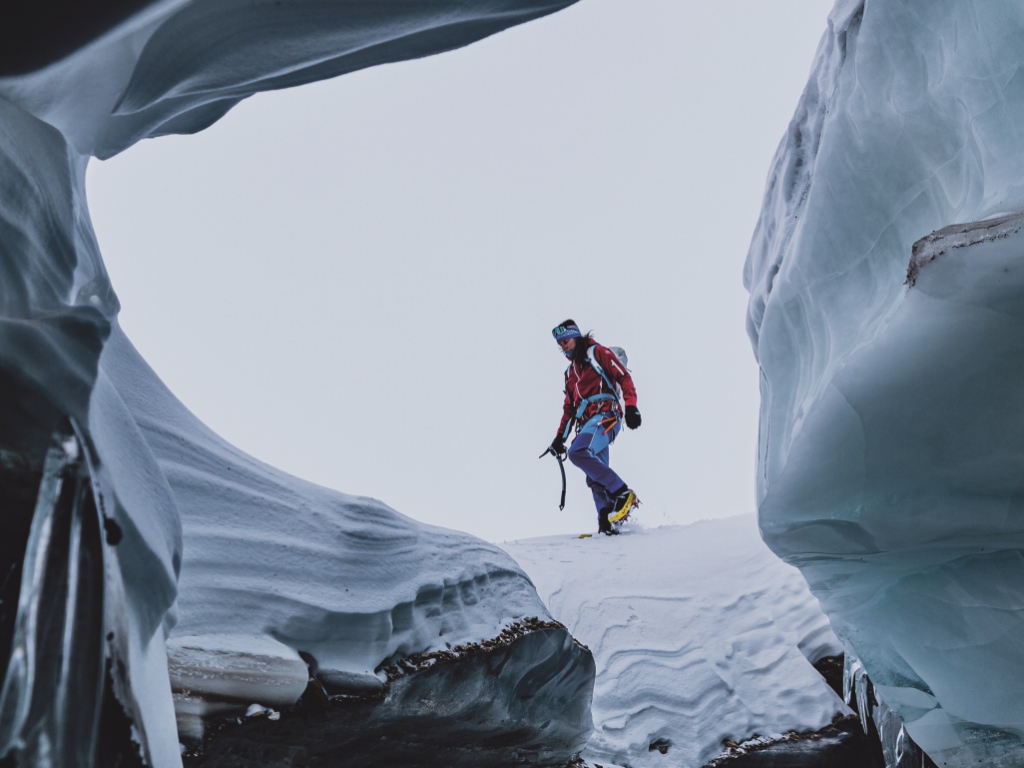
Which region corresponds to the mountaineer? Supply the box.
[546,319,641,534]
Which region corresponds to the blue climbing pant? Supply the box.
[568,411,626,513]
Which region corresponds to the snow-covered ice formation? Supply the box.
[747,1,1024,765]
[503,516,848,768]
[0,2,593,767]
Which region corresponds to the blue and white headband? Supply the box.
[552,323,582,343]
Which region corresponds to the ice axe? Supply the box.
[539,446,567,510]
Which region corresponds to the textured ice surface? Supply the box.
[503,516,847,768]
[0,2,582,766]
[182,626,595,767]
[747,2,1024,765]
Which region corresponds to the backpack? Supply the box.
[587,345,629,401]
[564,344,629,403]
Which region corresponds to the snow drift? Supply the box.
[747,1,1024,765]
[503,517,847,768]
[0,2,590,767]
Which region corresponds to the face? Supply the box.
[558,337,576,355]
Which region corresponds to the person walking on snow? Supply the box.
[546,319,642,535]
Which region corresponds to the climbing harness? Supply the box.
[561,393,618,441]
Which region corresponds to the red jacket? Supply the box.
[556,340,638,439]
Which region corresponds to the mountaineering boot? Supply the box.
[609,487,637,523]
[598,507,617,535]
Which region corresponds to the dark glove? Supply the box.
[540,435,566,459]
[625,406,642,430]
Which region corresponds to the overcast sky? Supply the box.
[85,0,830,543]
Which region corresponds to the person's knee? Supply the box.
[568,447,587,468]
[568,438,593,467]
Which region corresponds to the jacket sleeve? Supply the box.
[594,345,637,408]
[556,377,574,439]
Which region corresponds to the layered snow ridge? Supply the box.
[747,2,1024,765]
[503,517,847,768]
[0,2,589,767]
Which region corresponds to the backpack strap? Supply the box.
[587,345,621,401]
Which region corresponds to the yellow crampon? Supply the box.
[608,490,638,524]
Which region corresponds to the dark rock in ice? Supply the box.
[811,655,844,699]
[707,717,884,768]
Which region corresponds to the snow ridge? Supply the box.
[96,327,562,746]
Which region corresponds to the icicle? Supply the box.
[0,434,74,757]
[0,420,107,768]
[843,649,935,768]
[854,664,873,737]
[895,722,926,767]
[842,652,859,708]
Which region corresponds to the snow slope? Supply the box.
[503,516,847,768]
[747,1,1024,764]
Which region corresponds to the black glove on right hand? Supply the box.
[625,406,642,430]
[539,435,567,459]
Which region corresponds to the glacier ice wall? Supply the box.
[0,1,584,766]
[747,1,1024,765]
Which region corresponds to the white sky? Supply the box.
[85,0,830,543]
